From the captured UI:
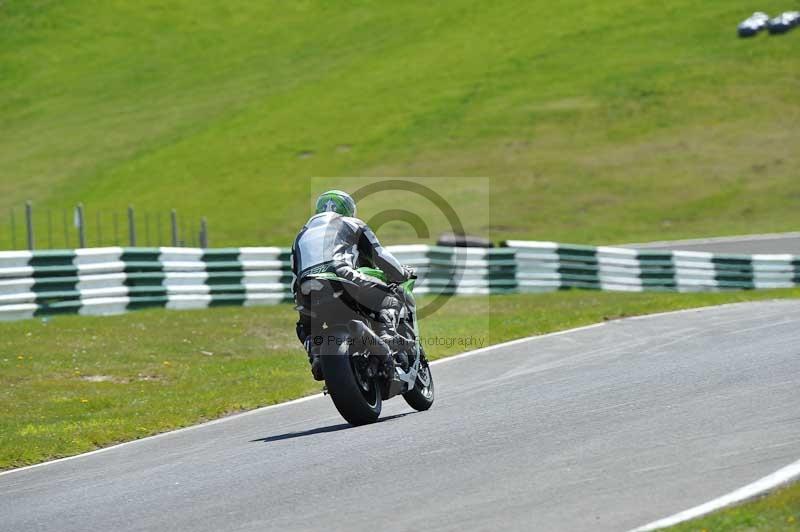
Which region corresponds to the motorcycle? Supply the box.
[296,266,434,425]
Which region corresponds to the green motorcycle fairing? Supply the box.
[307,266,415,294]
[356,267,416,294]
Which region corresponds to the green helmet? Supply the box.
[315,190,357,217]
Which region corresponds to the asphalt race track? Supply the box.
[624,232,800,254]
[2,301,799,531]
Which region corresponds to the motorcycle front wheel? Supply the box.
[403,361,434,412]
[321,341,382,426]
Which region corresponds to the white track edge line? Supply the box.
[630,458,800,531]
[0,392,327,478]
[0,298,791,478]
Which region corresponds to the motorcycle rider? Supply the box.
[291,190,414,381]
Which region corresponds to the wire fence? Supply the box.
[1,202,209,251]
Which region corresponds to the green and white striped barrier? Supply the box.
[1,241,798,321]
[0,247,292,321]
[504,240,800,292]
[385,245,517,295]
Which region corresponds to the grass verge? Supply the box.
[1,1,799,246]
[1,288,799,470]
[664,481,800,531]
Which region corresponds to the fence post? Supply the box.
[76,204,85,248]
[62,209,69,248]
[170,209,178,246]
[10,207,17,250]
[113,213,119,245]
[25,201,34,250]
[199,217,208,248]
[96,210,103,246]
[76,204,86,248]
[128,205,137,246]
[47,209,54,249]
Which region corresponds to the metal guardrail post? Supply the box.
[128,205,136,246]
[62,209,68,248]
[199,217,208,248]
[25,201,34,250]
[96,211,103,246]
[76,204,86,248]
[47,209,54,249]
[170,209,178,246]
[10,207,17,250]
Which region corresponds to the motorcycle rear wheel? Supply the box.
[321,342,382,426]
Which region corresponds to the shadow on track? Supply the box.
[250,413,412,444]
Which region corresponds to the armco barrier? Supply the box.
[1,242,798,321]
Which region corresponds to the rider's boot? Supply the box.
[375,329,407,371]
[309,353,324,381]
[377,307,408,372]
[304,339,324,381]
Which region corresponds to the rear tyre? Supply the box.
[403,360,434,412]
[321,341,381,426]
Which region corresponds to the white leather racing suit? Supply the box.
[291,212,410,353]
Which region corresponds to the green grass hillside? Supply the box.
[1,0,799,247]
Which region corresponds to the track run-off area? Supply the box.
[1,300,799,531]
